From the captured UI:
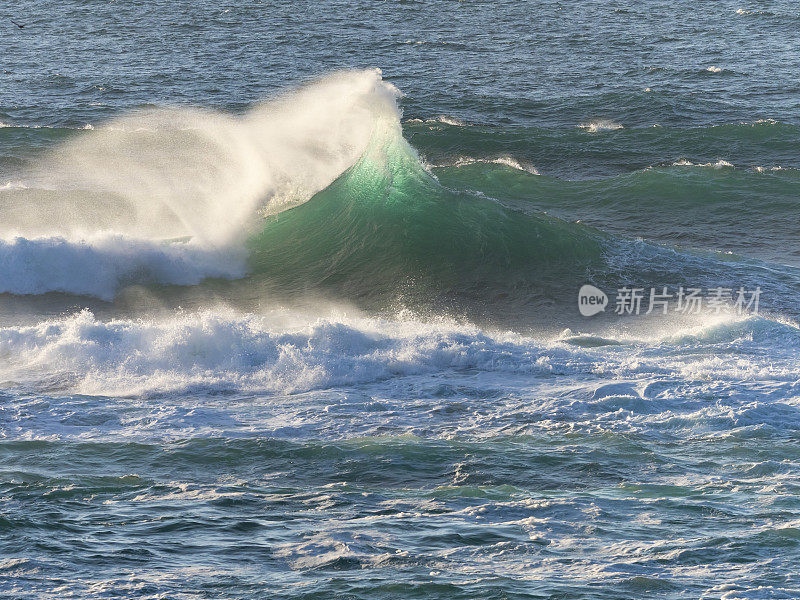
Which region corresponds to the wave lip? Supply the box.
[28,68,401,245]
[0,234,247,300]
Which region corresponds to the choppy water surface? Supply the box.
[2,1,800,598]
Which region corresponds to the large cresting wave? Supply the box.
[2,69,795,326]
[0,70,401,299]
[0,69,611,314]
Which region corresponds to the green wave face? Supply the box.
[247,119,606,319]
[241,117,800,327]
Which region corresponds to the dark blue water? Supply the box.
[4,2,800,125]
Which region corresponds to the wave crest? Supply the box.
[0,70,402,299]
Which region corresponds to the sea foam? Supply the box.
[0,308,794,400]
[0,309,553,397]
[0,234,246,300]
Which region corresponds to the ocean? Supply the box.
[2,1,800,598]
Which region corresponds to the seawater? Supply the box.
[2,2,800,598]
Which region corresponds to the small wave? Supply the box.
[0,122,93,130]
[735,8,772,15]
[706,66,723,73]
[579,120,623,133]
[558,329,621,348]
[0,234,247,300]
[753,165,790,173]
[434,115,465,126]
[0,180,30,190]
[664,315,800,346]
[404,115,467,126]
[447,155,539,175]
[1,308,796,400]
[671,159,734,168]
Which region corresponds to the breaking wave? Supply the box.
[1,69,799,328]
